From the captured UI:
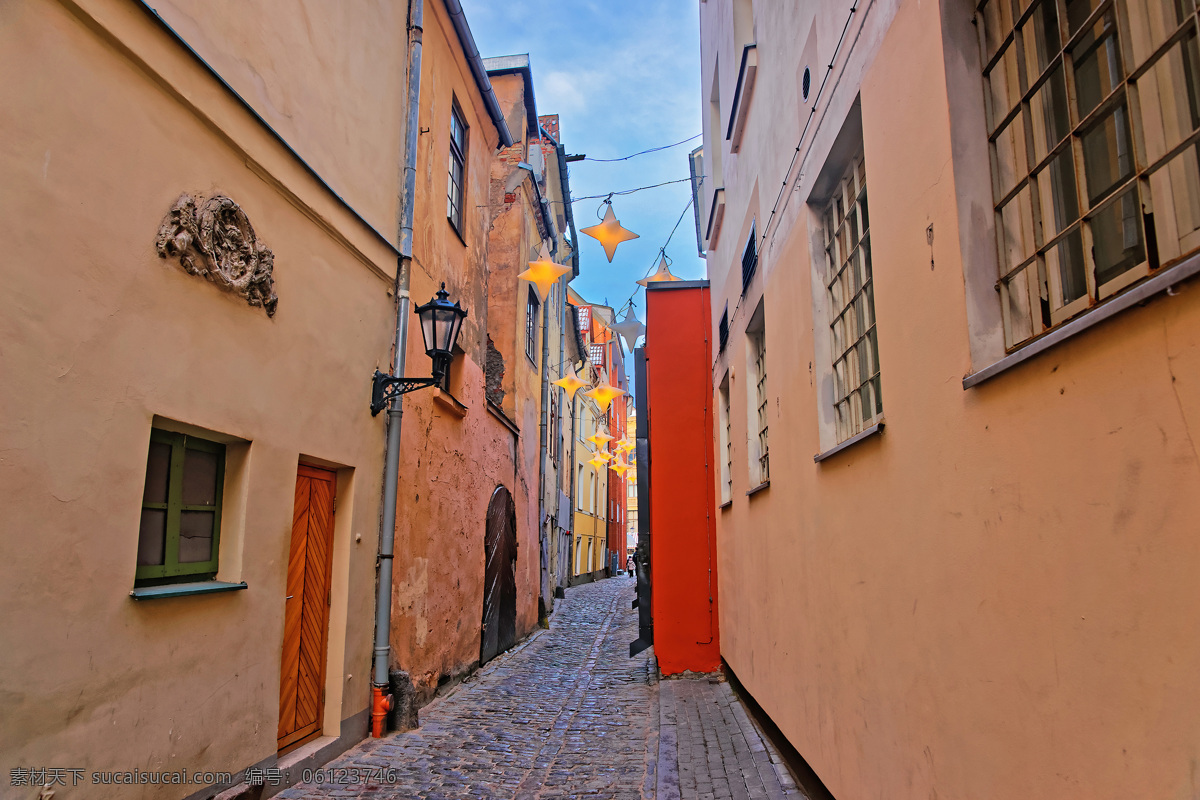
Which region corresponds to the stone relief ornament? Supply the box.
[155,193,278,316]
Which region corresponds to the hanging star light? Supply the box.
[612,461,631,478]
[580,201,639,262]
[636,253,685,287]
[552,365,589,399]
[587,454,608,470]
[610,305,647,352]
[584,378,623,413]
[616,438,635,454]
[518,244,572,300]
[586,425,614,449]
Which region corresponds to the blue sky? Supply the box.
[460,0,705,324]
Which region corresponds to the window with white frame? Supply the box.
[745,303,769,486]
[978,0,1200,350]
[526,286,540,363]
[823,155,882,443]
[718,376,732,503]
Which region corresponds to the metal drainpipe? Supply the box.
[372,0,423,739]
[536,271,555,621]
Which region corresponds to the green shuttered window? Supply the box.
[136,428,224,585]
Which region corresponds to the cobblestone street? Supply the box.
[278,577,801,800]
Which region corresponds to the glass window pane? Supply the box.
[982,0,1017,62]
[1036,149,1081,238]
[1138,32,1200,164]
[1090,187,1146,285]
[1029,64,1071,161]
[1065,0,1103,37]
[859,189,870,232]
[182,447,219,506]
[872,375,883,415]
[1072,11,1124,118]
[994,114,1029,201]
[998,186,1036,271]
[986,45,1024,130]
[178,510,215,564]
[1081,102,1135,204]
[1161,142,1200,251]
[1002,262,1038,345]
[137,509,166,566]
[1125,0,1196,67]
[142,441,170,504]
[1047,228,1088,304]
[1020,0,1062,81]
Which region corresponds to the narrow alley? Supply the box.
[278,578,801,800]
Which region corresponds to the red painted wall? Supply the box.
[645,283,720,675]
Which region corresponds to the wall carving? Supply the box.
[155,193,278,316]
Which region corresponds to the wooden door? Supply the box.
[481,486,517,665]
[278,464,336,753]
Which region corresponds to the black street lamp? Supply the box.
[371,283,467,416]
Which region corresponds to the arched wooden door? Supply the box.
[481,486,517,665]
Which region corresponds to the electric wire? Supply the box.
[581,133,702,163]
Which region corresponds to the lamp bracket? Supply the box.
[371,370,439,416]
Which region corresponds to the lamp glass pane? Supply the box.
[419,309,436,356]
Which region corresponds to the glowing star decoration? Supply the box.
[580,203,639,262]
[584,378,623,413]
[586,425,614,449]
[610,306,647,351]
[587,455,608,470]
[617,439,635,454]
[611,458,631,477]
[636,255,685,287]
[552,366,589,399]
[518,245,572,300]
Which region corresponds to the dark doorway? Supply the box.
[481,486,517,665]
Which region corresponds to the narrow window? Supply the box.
[741,223,758,292]
[447,102,468,233]
[137,428,225,585]
[718,376,732,503]
[549,393,559,462]
[526,286,540,363]
[745,303,769,486]
[718,305,729,353]
[823,155,882,442]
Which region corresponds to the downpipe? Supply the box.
[372,0,423,739]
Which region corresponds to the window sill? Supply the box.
[130,580,247,600]
[447,215,467,247]
[432,387,467,418]
[487,400,520,437]
[963,252,1200,388]
[814,422,885,463]
[726,43,758,153]
[718,498,733,510]
[745,481,770,497]
[706,188,726,247]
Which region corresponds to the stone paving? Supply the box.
[278,576,805,800]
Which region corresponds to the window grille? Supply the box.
[823,156,882,443]
[753,332,769,483]
[978,0,1200,349]
[741,224,758,292]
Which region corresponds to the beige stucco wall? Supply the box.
[0,0,399,793]
[702,1,1200,799]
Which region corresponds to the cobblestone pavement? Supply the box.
[278,576,804,800]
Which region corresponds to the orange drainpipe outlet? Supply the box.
[370,685,393,738]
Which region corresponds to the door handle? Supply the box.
[286,595,294,600]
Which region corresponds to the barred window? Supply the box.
[526,287,540,363]
[753,331,769,484]
[979,0,1200,349]
[823,156,882,443]
[718,377,733,503]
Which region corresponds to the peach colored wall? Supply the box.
[151,0,407,235]
[0,0,397,792]
[384,0,542,701]
[702,1,1200,799]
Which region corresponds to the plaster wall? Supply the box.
[149,0,407,235]
[383,0,541,703]
[0,0,397,791]
[701,1,1200,798]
